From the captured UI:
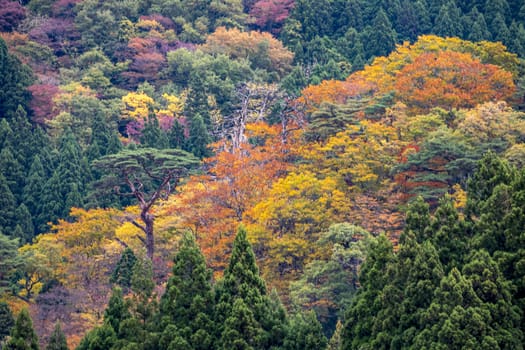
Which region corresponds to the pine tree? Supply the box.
[187,114,212,158]
[0,233,20,295]
[434,1,464,37]
[159,233,214,349]
[76,323,116,350]
[490,13,511,44]
[0,174,17,235]
[5,308,39,350]
[46,322,68,350]
[283,311,327,350]
[111,248,137,289]
[362,8,397,58]
[104,287,130,334]
[38,171,64,232]
[0,37,33,119]
[341,235,395,349]
[9,106,34,170]
[0,302,15,343]
[168,119,186,150]
[14,204,34,244]
[23,155,49,235]
[140,112,169,149]
[215,226,287,349]
[508,21,525,57]
[466,7,491,41]
[0,142,25,200]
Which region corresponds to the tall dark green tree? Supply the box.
[362,8,397,58]
[0,174,18,235]
[187,113,212,158]
[0,233,20,296]
[5,308,39,350]
[0,302,15,343]
[0,38,33,119]
[0,143,25,200]
[284,311,327,350]
[110,248,137,289]
[104,287,130,335]
[159,233,214,349]
[140,113,169,149]
[215,226,287,349]
[434,1,464,37]
[46,322,68,350]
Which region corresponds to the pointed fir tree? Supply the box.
[104,287,130,334]
[76,323,116,350]
[215,226,287,349]
[23,155,49,235]
[0,302,15,343]
[0,173,17,235]
[434,1,464,37]
[159,233,214,349]
[38,171,64,232]
[490,13,511,44]
[0,142,25,200]
[362,8,396,58]
[110,248,137,290]
[140,112,169,149]
[187,113,212,158]
[0,38,33,119]
[14,203,34,242]
[508,21,525,57]
[46,322,68,350]
[283,311,327,350]
[0,233,20,295]
[168,119,186,150]
[5,308,39,350]
[466,7,491,41]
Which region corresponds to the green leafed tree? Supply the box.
[93,148,200,259]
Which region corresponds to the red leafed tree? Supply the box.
[249,0,294,34]
[28,84,60,125]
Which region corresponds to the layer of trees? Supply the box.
[0,0,525,348]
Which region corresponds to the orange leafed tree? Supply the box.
[394,51,515,113]
[163,122,296,276]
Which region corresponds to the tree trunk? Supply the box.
[143,212,155,259]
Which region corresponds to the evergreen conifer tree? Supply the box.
[5,308,39,350]
[434,1,464,37]
[0,302,15,343]
[46,322,68,350]
[362,8,397,58]
[111,248,137,290]
[215,226,287,349]
[187,114,212,158]
[283,311,327,350]
[168,119,186,150]
[159,233,214,349]
[0,143,25,200]
[14,204,34,244]
[140,112,169,149]
[104,287,130,334]
[0,174,17,235]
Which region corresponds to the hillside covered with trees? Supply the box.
[1,0,525,349]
